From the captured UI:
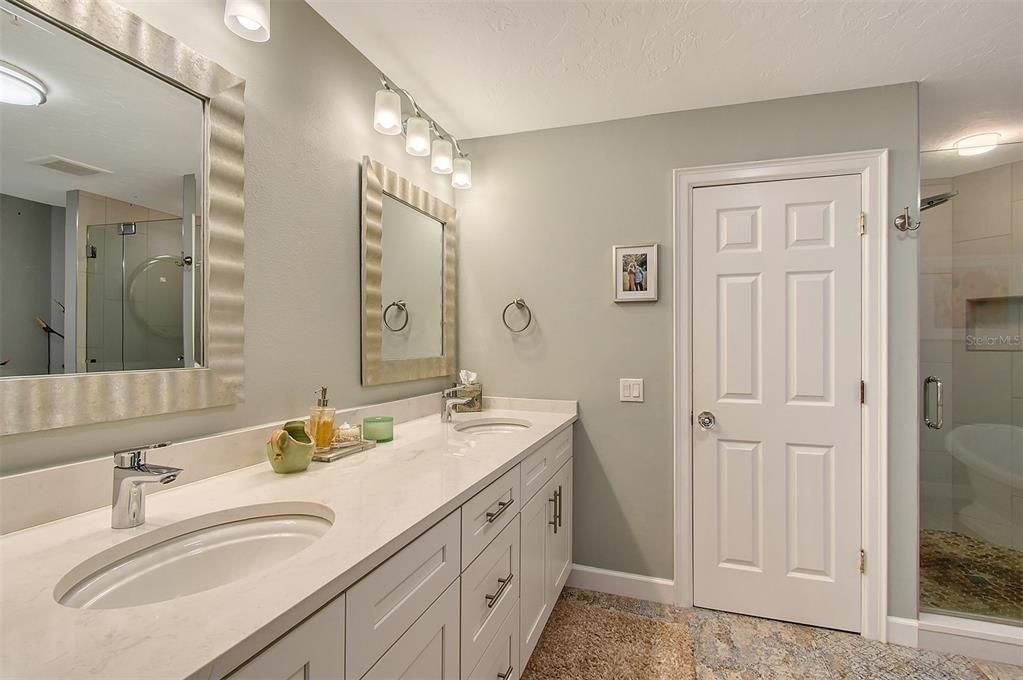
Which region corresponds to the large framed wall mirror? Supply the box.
[361,157,456,385]
[0,0,245,434]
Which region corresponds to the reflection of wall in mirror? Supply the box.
[380,195,445,361]
[0,193,66,377]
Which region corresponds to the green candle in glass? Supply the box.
[362,416,394,443]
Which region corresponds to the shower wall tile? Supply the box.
[1014,398,1023,426]
[953,164,1012,242]
[950,349,1013,425]
[1013,353,1023,398]
[1012,161,1023,201]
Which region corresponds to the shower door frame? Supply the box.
[673,149,890,641]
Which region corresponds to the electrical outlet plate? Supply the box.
[619,378,644,402]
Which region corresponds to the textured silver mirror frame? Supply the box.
[0,0,245,434]
[361,157,457,385]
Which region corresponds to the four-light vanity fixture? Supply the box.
[373,74,471,189]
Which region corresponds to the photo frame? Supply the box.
[613,243,658,302]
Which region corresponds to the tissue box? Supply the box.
[453,383,483,413]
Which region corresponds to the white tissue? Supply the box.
[459,369,478,385]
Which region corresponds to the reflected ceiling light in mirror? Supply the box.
[955,132,1001,156]
[373,88,402,135]
[405,116,431,156]
[452,157,471,189]
[224,0,270,42]
[0,61,47,106]
[431,138,453,174]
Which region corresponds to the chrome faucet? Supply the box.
[111,443,182,529]
[441,386,471,423]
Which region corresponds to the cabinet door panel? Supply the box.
[519,484,555,670]
[362,579,460,680]
[229,595,344,680]
[546,461,572,599]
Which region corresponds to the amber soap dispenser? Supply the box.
[309,386,336,451]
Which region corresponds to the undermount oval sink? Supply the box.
[55,502,333,610]
[453,418,532,435]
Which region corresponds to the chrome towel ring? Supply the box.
[383,299,409,332]
[502,298,532,333]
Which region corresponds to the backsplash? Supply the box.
[0,392,441,535]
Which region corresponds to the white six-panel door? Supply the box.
[692,174,863,632]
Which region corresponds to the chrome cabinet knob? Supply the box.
[697,411,716,431]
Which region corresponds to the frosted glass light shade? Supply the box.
[405,116,431,156]
[224,0,270,42]
[431,138,453,174]
[373,89,402,135]
[0,62,46,106]
[452,157,472,189]
[955,132,1001,156]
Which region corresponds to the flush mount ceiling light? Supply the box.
[955,132,1001,156]
[371,74,473,189]
[0,61,47,106]
[224,0,270,43]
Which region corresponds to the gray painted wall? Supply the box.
[49,206,66,372]
[0,0,455,473]
[456,83,920,618]
[1,194,55,378]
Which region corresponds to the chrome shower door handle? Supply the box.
[924,376,943,430]
[697,411,716,431]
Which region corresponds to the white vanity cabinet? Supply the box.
[224,424,573,680]
[227,594,345,680]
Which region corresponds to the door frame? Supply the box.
[672,150,889,640]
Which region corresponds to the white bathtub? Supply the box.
[945,424,1023,550]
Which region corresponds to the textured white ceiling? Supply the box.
[0,0,202,214]
[307,0,1022,149]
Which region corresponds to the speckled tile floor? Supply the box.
[521,588,1023,680]
[920,529,1023,622]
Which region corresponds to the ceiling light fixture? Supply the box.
[954,132,1001,156]
[0,61,47,106]
[224,0,270,43]
[431,138,453,174]
[371,74,473,189]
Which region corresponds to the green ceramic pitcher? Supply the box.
[266,420,315,474]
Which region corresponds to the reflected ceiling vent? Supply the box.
[27,155,112,177]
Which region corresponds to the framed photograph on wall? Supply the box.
[613,243,658,302]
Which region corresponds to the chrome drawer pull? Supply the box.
[497,665,514,679]
[485,498,514,523]
[485,573,514,608]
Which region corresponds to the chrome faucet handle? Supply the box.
[113,442,171,468]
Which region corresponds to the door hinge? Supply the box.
[860,380,865,404]
[859,212,866,235]
[859,549,866,574]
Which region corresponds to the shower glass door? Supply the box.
[918,141,1023,624]
[85,218,191,372]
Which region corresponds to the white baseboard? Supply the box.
[566,564,675,605]
[888,614,1023,666]
[886,616,919,648]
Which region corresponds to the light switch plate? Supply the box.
[619,378,644,402]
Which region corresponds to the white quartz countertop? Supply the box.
[0,406,576,680]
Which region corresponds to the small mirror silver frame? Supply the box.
[361,157,456,385]
[0,0,246,435]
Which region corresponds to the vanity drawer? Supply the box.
[466,601,520,680]
[346,510,460,680]
[461,515,519,678]
[461,466,521,569]
[520,426,572,503]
